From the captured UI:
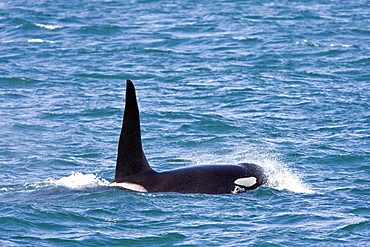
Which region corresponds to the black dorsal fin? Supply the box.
[114,80,152,182]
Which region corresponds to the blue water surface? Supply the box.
[1,0,369,246]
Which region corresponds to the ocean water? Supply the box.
[1,0,369,245]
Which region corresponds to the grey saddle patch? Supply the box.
[110,182,148,192]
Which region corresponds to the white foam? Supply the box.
[330,44,353,48]
[35,23,63,30]
[45,172,109,189]
[28,39,57,44]
[296,39,319,47]
[232,186,246,194]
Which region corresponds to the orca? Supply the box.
[110,80,267,194]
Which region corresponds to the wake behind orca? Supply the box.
[110,80,267,194]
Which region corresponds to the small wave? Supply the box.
[296,39,319,47]
[329,43,357,48]
[35,23,63,30]
[27,38,57,44]
[296,39,358,49]
[44,172,109,190]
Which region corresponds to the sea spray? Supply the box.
[45,172,109,190]
[259,157,314,194]
[235,149,314,194]
[190,146,314,194]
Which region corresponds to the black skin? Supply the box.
[115,163,266,194]
[112,80,267,194]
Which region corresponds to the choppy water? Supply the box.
[1,0,369,246]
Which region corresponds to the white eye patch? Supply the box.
[109,182,148,192]
[234,177,257,187]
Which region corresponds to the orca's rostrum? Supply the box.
[110,80,267,194]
